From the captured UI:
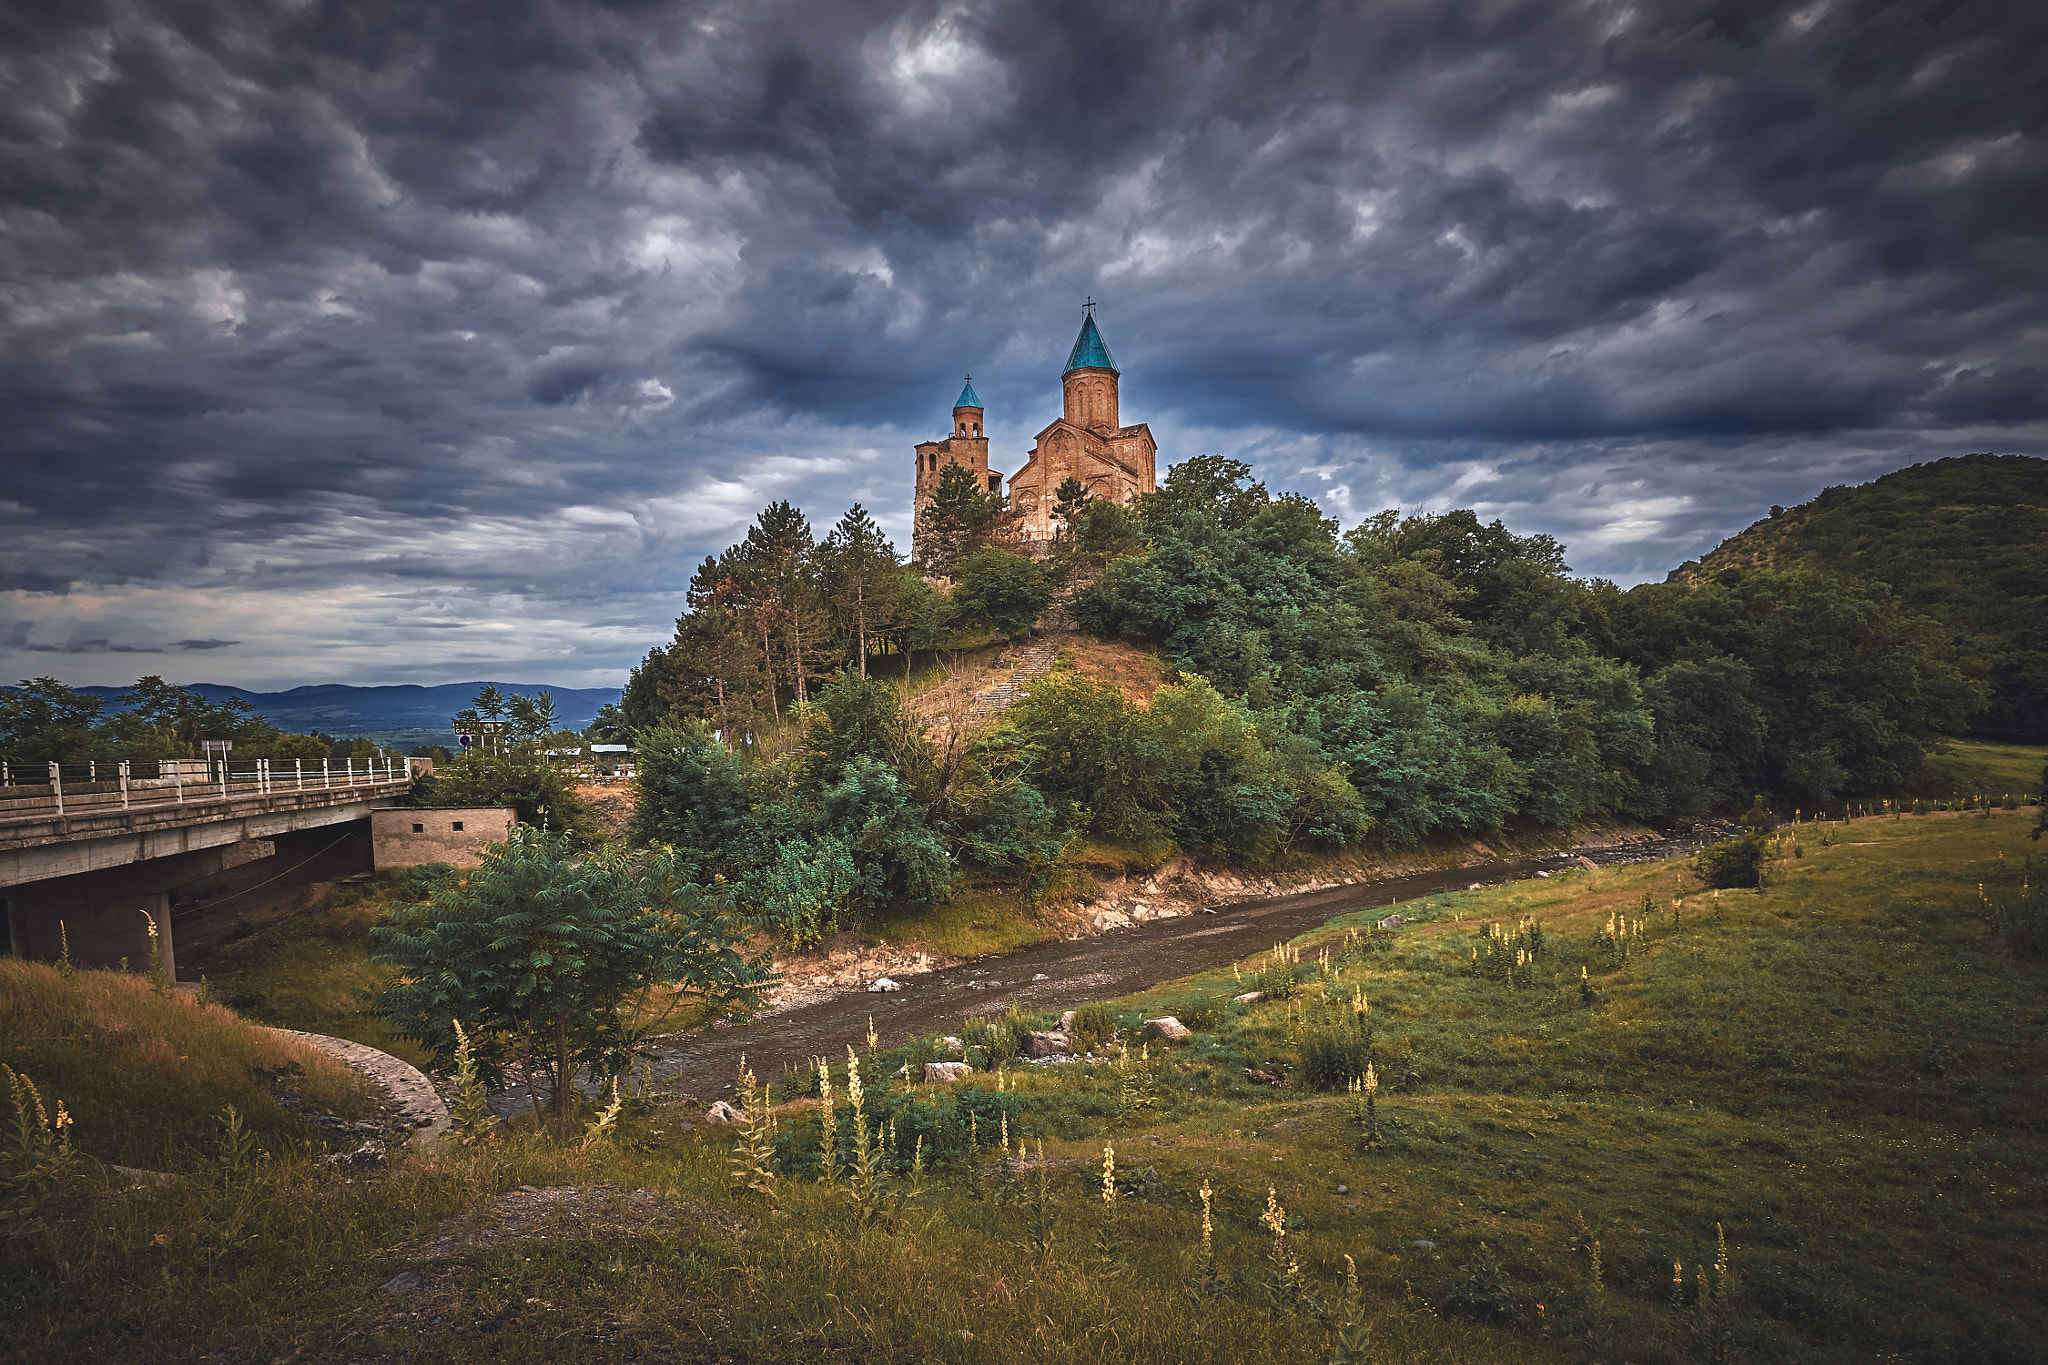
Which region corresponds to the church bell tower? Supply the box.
[1061,310,1120,431]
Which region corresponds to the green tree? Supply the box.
[950,548,1052,641]
[1057,498,1146,582]
[586,702,634,745]
[118,676,276,756]
[418,750,594,843]
[629,720,772,873]
[268,733,335,765]
[740,500,834,709]
[371,830,775,1130]
[0,678,106,764]
[1052,476,1091,533]
[505,691,559,746]
[1135,454,1268,533]
[820,503,904,678]
[916,461,1007,575]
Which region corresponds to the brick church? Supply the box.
[913,310,1157,548]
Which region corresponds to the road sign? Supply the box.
[458,733,472,748]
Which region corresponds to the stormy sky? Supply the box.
[3,0,2043,690]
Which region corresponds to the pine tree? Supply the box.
[740,501,833,708]
[821,504,904,678]
[1052,476,1091,534]
[916,462,1006,575]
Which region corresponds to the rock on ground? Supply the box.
[704,1100,746,1126]
[1142,1016,1192,1040]
[923,1061,973,1083]
[1022,1030,1072,1058]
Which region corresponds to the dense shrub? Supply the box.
[1695,832,1768,888]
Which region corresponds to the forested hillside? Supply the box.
[1674,453,2048,739]
[616,457,2011,942]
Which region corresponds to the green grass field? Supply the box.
[5,805,2043,1363]
[1912,738,2047,799]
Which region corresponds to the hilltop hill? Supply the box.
[1669,453,2048,739]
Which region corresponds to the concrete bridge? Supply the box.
[0,758,423,979]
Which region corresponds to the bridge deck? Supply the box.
[0,771,413,853]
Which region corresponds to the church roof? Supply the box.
[1063,313,1118,374]
[954,378,982,409]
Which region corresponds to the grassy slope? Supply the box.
[1913,737,2047,798]
[9,806,2042,1364]
[1087,805,2046,1362]
[178,873,437,1068]
[0,961,376,1172]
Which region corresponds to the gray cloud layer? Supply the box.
[4,0,2043,687]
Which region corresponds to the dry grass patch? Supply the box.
[0,958,376,1171]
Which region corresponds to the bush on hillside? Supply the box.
[1694,831,1768,888]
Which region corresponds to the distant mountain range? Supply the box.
[78,681,623,749]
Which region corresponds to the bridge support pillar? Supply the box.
[3,839,274,979]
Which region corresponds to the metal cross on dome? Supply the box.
[1084,296,1096,315]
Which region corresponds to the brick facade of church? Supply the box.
[912,314,1156,554]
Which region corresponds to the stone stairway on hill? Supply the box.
[970,635,1066,719]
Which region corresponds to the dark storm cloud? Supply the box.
[2,0,2043,686]
[25,640,164,655]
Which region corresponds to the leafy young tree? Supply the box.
[949,548,1052,641]
[372,830,775,1130]
[1057,498,1146,583]
[268,733,335,765]
[629,720,772,874]
[916,460,1007,575]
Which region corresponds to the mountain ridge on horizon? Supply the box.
[67,679,624,745]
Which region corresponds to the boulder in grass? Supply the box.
[704,1100,746,1126]
[1022,1030,1072,1059]
[1142,1016,1192,1041]
[868,978,902,993]
[942,1035,964,1053]
[1058,1010,1076,1030]
[924,1061,973,1083]
[1234,991,1263,1004]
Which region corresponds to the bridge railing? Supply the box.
[0,757,426,826]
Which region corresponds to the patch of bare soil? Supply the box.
[576,784,637,843]
[1059,634,1166,705]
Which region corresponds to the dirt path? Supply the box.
[968,634,1066,720]
[618,832,1705,1105]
